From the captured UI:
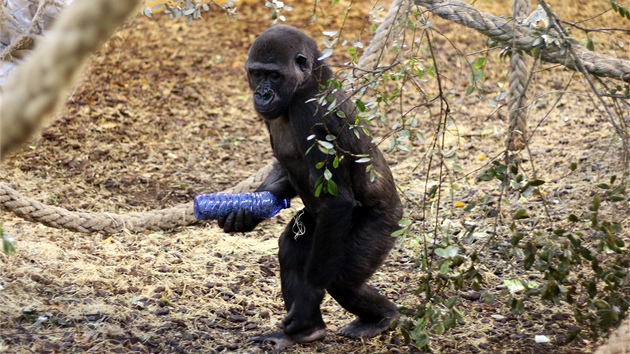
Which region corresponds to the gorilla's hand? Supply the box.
[217,208,262,232]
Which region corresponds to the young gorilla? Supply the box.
[218,25,403,350]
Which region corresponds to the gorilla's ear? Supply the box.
[296,54,310,73]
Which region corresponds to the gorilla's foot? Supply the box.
[248,328,326,352]
[339,316,397,339]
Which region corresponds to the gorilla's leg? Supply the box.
[327,283,398,338]
[325,211,399,339]
[248,211,326,350]
[278,211,326,335]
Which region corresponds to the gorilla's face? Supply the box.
[245,25,315,120]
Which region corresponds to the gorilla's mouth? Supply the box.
[254,99,282,118]
[255,105,278,115]
[255,104,276,113]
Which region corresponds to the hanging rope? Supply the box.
[414,0,630,83]
[356,0,410,70]
[506,0,530,151]
[0,0,139,160]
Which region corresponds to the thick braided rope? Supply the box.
[0,0,59,61]
[0,160,274,233]
[0,0,140,160]
[4,0,630,235]
[357,0,409,70]
[506,0,530,150]
[415,0,630,83]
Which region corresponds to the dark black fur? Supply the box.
[218,25,403,350]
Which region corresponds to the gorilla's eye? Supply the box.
[249,70,263,81]
[296,55,309,72]
[269,72,281,81]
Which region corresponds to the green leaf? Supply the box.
[478,171,494,181]
[510,233,524,246]
[465,84,475,95]
[513,208,529,220]
[317,140,334,150]
[569,162,577,171]
[391,229,405,237]
[305,144,314,156]
[439,259,452,274]
[564,328,582,344]
[587,38,594,51]
[427,185,438,198]
[524,251,535,270]
[614,236,625,248]
[324,169,333,180]
[512,298,525,315]
[327,179,338,196]
[592,194,601,210]
[463,201,477,212]
[332,155,339,169]
[318,48,333,60]
[2,232,16,254]
[315,161,325,169]
[434,245,459,259]
[528,179,545,187]
[474,57,486,69]
[356,99,366,112]
[531,46,540,58]
[314,175,324,197]
[398,219,411,228]
[400,327,411,344]
[445,296,458,309]
[355,157,371,163]
[504,279,526,293]
[481,292,495,303]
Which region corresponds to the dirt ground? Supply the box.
[1,0,630,353]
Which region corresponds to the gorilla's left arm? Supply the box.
[255,159,298,201]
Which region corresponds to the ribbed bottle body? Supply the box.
[193,191,290,220]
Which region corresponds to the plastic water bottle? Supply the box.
[193,191,290,221]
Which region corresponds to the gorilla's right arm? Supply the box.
[218,159,297,232]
